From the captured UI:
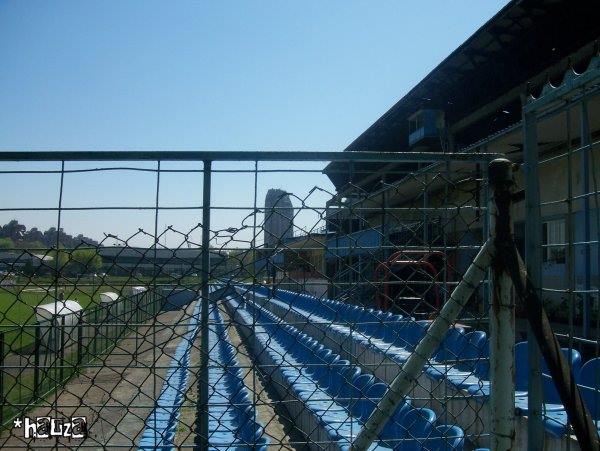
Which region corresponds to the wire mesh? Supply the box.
[0,152,502,450]
[521,80,600,448]
[0,144,585,451]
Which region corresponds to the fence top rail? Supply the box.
[0,150,502,163]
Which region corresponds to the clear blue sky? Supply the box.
[0,1,508,248]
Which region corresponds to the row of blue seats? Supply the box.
[139,298,203,450]
[253,287,600,439]
[250,286,484,384]
[207,305,268,450]
[263,287,478,362]
[251,286,429,357]
[228,292,465,450]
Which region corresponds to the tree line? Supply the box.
[0,219,99,250]
[0,220,103,276]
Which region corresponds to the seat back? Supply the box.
[460,331,487,373]
[435,327,466,362]
[408,321,429,349]
[379,397,412,442]
[575,355,600,420]
[355,382,388,421]
[393,320,426,349]
[311,354,340,380]
[537,348,582,404]
[579,357,600,388]
[541,348,582,375]
[338,366,362,402]
[427,424,465,451]
[384,316,406,342]
[515,342,531,391]
[353,374,375,396]
[397,407,437,451]
[516,342,581,394]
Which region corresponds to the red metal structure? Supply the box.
[374,250,445,314]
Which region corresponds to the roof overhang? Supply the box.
[324,0,600,191]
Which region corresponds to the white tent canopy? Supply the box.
[132,286,147,295]
[35,300,82,321]
[35,300,83,351]
[99,292,119,303]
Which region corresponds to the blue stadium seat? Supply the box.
[542,356,600,437]
[578,357,600,388]
[352,383,385,421]
[578,358,600,424]
[379,402,414,446]
[428,331,487,387]
[387,320,427,351]
[514,347,582,414]
[427,424,465,451]
[434,327,467,362]
[323,361,354,398]
[393,407,437,451]
[467,342,536,400]
[337,367,363,406]
[205,306,268,449]
[228,290,468,450]
[514,341,532,393]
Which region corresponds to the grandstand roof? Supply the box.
[325,0,600,190]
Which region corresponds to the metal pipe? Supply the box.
[60,315,66,384]
[482,160,491,320]
[351,237,494,451]
[196,160,212,451]
[488,158,516,451]
[33,326,40,400]
[423,174,429,243]
[152,160,161,442]
[251,160,259,448]
[580,100,591,338]
[523,109,544,449]
[380,177,387,262]
[0,150,501,162]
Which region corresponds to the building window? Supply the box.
[543,219,565,264]
[409,113,423,134]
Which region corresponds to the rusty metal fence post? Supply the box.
[488,158,516,451]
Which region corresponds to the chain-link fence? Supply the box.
[516,64,600,450]
[0,145,596,449]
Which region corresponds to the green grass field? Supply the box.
[0,285,108,352]
[0,275,201,352]
[0,275,173,429]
